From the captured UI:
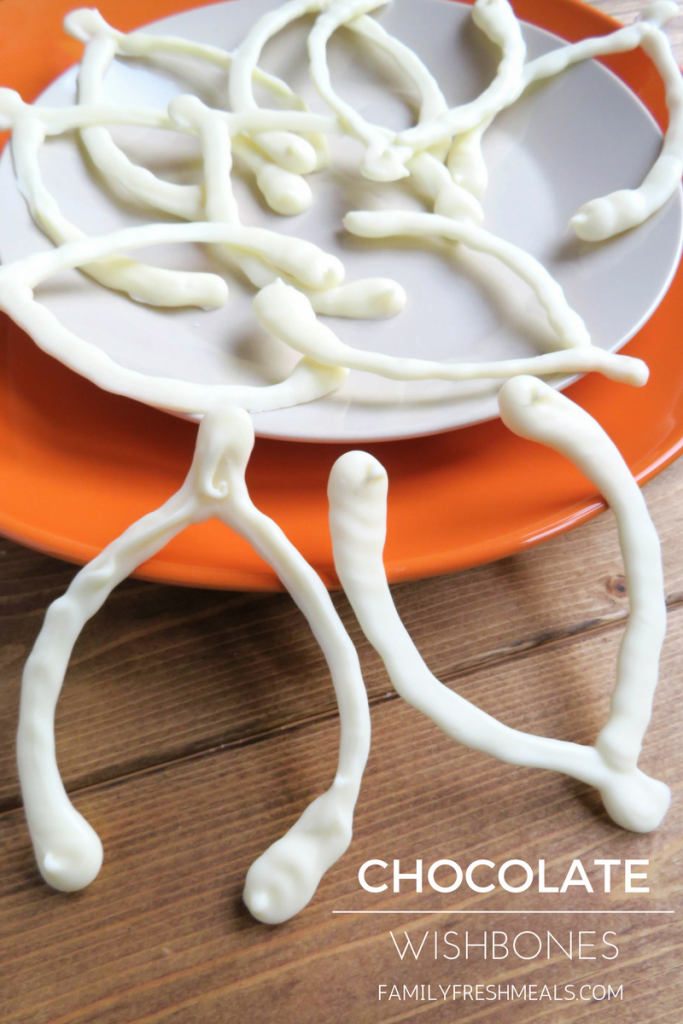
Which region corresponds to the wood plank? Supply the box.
[1,603,681,1023]
[2,451,683,808]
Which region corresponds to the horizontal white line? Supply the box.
[333,910,674,915]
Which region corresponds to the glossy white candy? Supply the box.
[309,0,411,181]
[344,210,596,350]
[4,91,224,310]
[18,406,371,921]
[328,378,670,833]
[65,8,326,216]
[569,3,683,240]
[308,0,525,181]
[228,0,329,175]
[0,85,333,311]
[397,0,527,156]
[253,278,647,389]
[168,93,406,317]
[448,2,683,235]
[308,0,488,217]
[65,11,406,317]
[0,222,350,413]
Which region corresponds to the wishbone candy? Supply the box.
[448,1,683,235]
[328,377,670,834]
[18,406,371,923]
[0,222,349,414]
[253,276,648,387]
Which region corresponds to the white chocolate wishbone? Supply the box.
[253,277,647,389]
[168,94,406,319]
[447,1,683,235]
[328,376,670,834]
[2,91,226,311]
[228,0,333,175]
[0,86,332,311]
[18,406,371,924]
[308,0,525,182]
[307,0,423,181]
[344,209,597,351]
[567,3,683,241]
[397,0,526,155]
[63,13,405,317]
[306,0,485,220]
[65,9,326,218]
[0,222,349,415]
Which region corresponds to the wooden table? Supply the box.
[1,1,682,1021]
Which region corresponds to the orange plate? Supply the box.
[0,0,680,591]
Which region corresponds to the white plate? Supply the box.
[0,0,681,442]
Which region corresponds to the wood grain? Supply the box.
[0,1,682,1022]
[1,610,681,1023]
[1,456,683,809]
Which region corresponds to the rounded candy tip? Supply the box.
[39,829,103,893]
[599,771,671,833]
